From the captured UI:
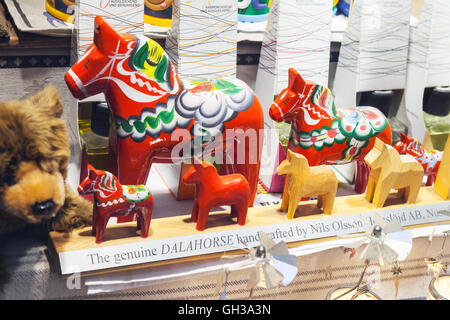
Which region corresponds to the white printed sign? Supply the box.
[58,200,450,274]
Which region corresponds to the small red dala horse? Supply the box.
[78,165,153,243]
[65,16,263,216]
[393,132,442,186]
[183,158,250,231]
[269,68,392,192]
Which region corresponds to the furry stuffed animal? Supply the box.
[0,86,92,234]
[0,86,93,291]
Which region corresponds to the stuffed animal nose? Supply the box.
[32,199,55,215]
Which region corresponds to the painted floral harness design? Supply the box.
[95,173,151,209]
[114,36,254,143]
[290,85,388,163]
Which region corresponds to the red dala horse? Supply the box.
[78,165,153,243]
[269,68,392,192]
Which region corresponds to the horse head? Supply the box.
[364,138,394,171]
[269,68,312,122]
[78,164,120,196]
[277,150,309,176]
[183,158,217,185]
[78,164,99,194]
[393,132,424,158]
[393,132,413,154]
[65,16,180,103]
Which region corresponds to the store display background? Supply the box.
[0,1,448,300]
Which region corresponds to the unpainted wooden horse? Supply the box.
[78,165,153,243]
[277,149,338,219]
[364,138,424,208]
[182,159,250,231]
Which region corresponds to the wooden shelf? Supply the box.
[49,186,450,277]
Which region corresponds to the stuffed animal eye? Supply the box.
[3,170,16,186]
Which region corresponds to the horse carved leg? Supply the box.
[196,206,211,231]
[406,175,422,203]
[426,173,436,186]
[230,204,238,219]
[322,192,335,215]
[317,195,323,210]
[191,198,199,222]
[95,214,110,244]
[365,176,377,203]
[372,179,392,208]
[280,189,290,212]
[355,160,370,194]
[136,207,151,238]
[235,198,249,225]
[287,192,302,219]
[92,207,99,236]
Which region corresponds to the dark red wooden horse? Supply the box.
[78,165,153,243]
[183,158,250,231]
[393,132,442,186]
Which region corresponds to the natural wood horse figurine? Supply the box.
[364,138,424,208]
[269,68,392,193]
[277,150,338,219]
[78,165,154,243]
[65,16,263,219]
[183,158,250,231]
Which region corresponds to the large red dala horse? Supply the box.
[65,16,264,208]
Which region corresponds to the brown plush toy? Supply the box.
[0,86,92,234]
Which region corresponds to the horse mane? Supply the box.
[395,133,424,157]
[288,151,310,174]
[129,35,170,85]
[309,84,337,118]
[190,161,220,184]
[368,140,402,172]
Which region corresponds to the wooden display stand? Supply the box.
[49,186,450,277]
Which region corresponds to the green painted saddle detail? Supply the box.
[118,105,175,134]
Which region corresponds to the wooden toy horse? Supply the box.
[364,138,424,208]
[393,132,442,186]
[65,16,263,210]
[182,158,250,231]
[269,68,392,192]
[277,149,338,219]
[78,165,153,243]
